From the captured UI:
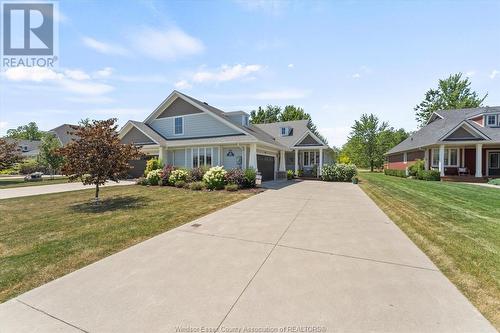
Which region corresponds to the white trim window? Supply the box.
[174,117,184,135]
[303,151,320,167]
[431,148,459,167]
[192,147,213,168]
[486,114,498,127]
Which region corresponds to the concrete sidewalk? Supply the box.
[0,180,135,199]
[0,181,495,332]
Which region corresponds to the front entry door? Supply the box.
[488,152,500,176]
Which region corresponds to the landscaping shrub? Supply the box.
[174,180,187,188]
[189,166,208,182]
[136,177,149,186]
[169,169,189,184]
[225,168,245,187]
[408,159,425,177]
[19,159,47,174]
[203,166,227,190]
[321,163,357,182]
[286,170,294,180]
[225,184,239,192]
[384,168,407,178]
[160,164,175,185]
[144,158,161,176]
[189,181,205,191]
[242,168,257,188]
[146,169,162,185]
[416,170,441,181]
[488,178,500,186]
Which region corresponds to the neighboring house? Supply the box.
[4,138,41,158]
[386,106,500,178]
[119,90,331,180]
[48,124,78,146]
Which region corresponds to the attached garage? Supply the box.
[127,156,152,178]
[257,154,275,181]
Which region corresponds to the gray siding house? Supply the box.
[119,91,331,180]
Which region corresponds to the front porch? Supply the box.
[423,143,500,178]
[281,147,327,178]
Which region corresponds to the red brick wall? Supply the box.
[386,150,424,170]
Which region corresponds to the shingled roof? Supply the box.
[387,106,500,155]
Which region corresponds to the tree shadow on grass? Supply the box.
[70,195,148,213]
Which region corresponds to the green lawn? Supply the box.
[359,172,500,328]
[0,185,254,303]
[0,177,70,189]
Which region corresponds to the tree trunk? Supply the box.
[370,161,374,172]
[95,183,100,204]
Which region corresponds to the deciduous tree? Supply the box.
[58,118,142,202]
[415,73,487,127]
[0,138,22,170]
[38,134,64,178]
[249,105,281,124]
[6,122,45,140]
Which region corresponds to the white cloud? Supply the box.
[115,74,168,83]
[288,63,294,68]
[65,96,115,104]
[465,70,476,77]
[351,65,371,79]
[192,64,261,83]
[95,67,114,78]
[174,80,192,89]
[82,37,129,56]
[64,69,90,81]
[318,126,350,147]
[2,67,114,96]
[0,121,7,129]
[131,27,204,61]
[489,69,499,79]
[235,0,288,15]
[352,73,361,79]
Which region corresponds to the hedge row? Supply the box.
[384,168,440,181]
[384,169,407,178]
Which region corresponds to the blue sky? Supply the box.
[1,0,500,146]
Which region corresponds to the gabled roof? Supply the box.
[387,106,500,154]
[254,119,327,149]
[48,124,78,146]
[119,120,167,146]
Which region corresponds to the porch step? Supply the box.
[441,176,488,183]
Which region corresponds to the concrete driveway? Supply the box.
[0,180,135,199]
[0,181,494,332]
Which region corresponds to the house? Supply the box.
[48,124,78,146]
[386,106,500,179]
[4,138,41,158]
[119,90,331,180]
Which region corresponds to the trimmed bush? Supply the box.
[225,168,245,187]
[146,169,162,185]
[145,158,161,176]
[136,177,149,186]
[242,168,257,188]
[189,166,208,182]
[19,159,47,175]
[286,170,294,180]
[169,169,189,184]
[225,184,239,192]
[416,170,441,181]
[189,181,205,191]
[203,166,227,190]
[321,164,357,182]
[408,159,425,177]
[384,168,407,178]
[174,180,187,188]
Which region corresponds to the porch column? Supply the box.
[319,148,323,176]
[475,143,483,177]
[439,144,445,177]
[158,147,167,166]
[461,148,465,168]
[248,143,257,170]
[279,150,286,172]
[294,149,299,175]
[424,149,429,170]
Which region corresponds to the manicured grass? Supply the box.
[0,177,70,189]
[358,172,500,328]
[0,185,254,303]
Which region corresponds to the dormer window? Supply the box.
[486,114,497,127]
[280,127,292,136]
[243,115,249,127]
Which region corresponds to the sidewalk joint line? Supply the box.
[277,244,439,272]
[16,299,89,333]
[176,229,275,246]
[215,198,310,332]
